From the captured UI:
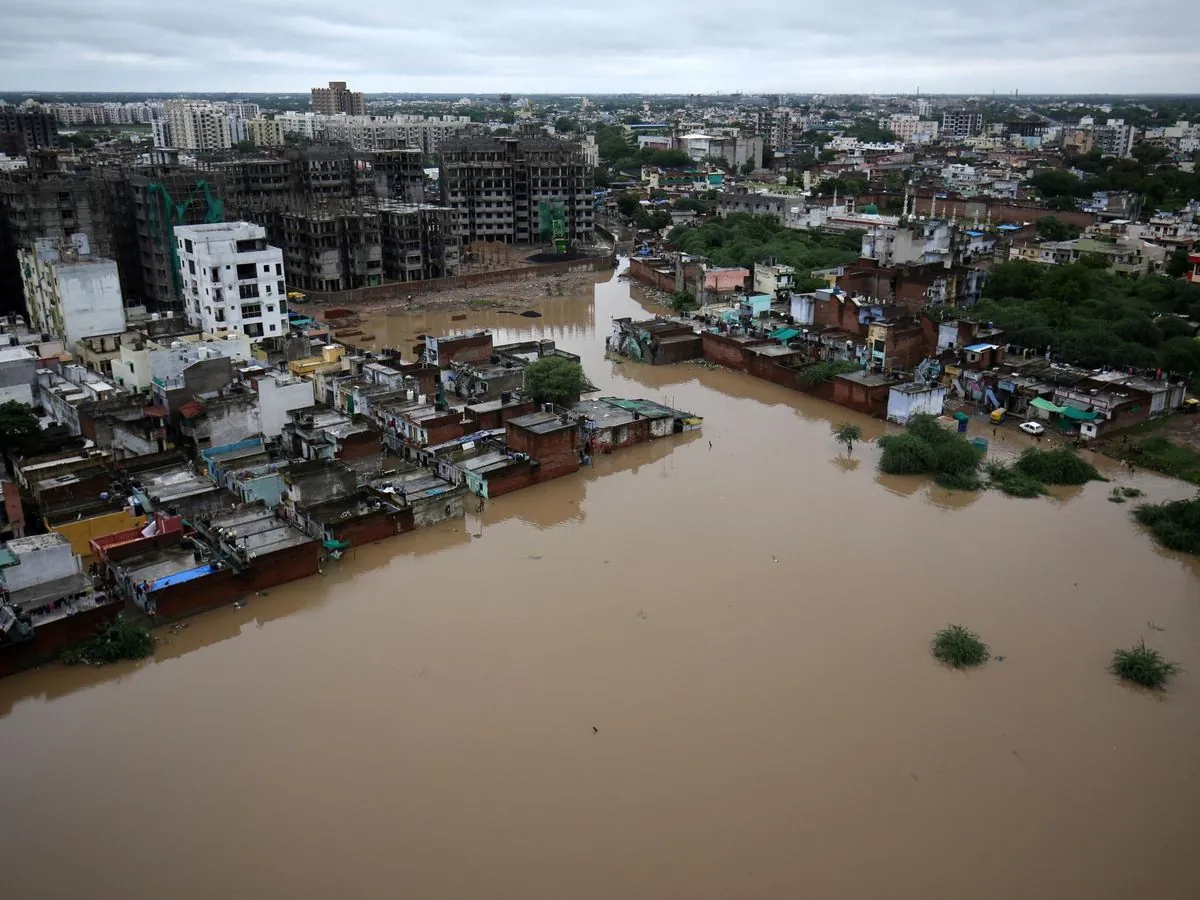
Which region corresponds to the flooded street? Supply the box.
[2,263,1200,899]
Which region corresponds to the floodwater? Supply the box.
[3,262,1200,900]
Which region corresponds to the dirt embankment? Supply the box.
[293,270,605,318]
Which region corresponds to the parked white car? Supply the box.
[1019,421,1045,436]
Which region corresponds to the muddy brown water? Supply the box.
[2,263,1200,899]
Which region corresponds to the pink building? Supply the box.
[704,266,750,294]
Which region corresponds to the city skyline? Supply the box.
[3,0,1200,95]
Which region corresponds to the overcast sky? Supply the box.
[4,0,1199,95]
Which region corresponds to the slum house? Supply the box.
[0,532,120,678]
[128,456,227,519]
[573,397,702,454]
[1052,371,1185,436]
[421,331,494,367]
[504,410,583,483]
[448,358,526,401]
[409,430,530,499]
[831,370,895,417]
[464,396,536,430]
[867,318,928,372]
[97,506,319,624]
[609,318,703,365]
[886,381,949,425]
[365,464,466,530]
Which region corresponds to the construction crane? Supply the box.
[146,180,225,294]
[538,200,568,255]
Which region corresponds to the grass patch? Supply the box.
[931,624,990,669]
[60,615,154,666]
[1133,498,1200,555]
[878,414,982,490]
[1108,487,1127,503]
[1106,433,1200,485]
[1120,486,1144,498]
[1110,638,1181,689]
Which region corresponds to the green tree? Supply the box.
[833,422,863,456]
[0,401,43,460]
[1035,216,1080,242]
[616,193,641,218]
[525,357,587,406]
[1166,247,1193,279]
[1158,336,1200,378]
[554,116,580,134]
[982,260,1044,301]
[1029,168,1087,199]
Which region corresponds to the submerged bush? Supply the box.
[877,415,982,489]
[1012,447,1104,485]
[61,615,154,666]
[1133,498,1200,555]
[1110,638,1181,689]
[877,432,936,474]
[931,624,990,669]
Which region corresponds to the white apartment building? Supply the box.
[161,100,233,151]
[18,234,127,348]
[174,222,288,343]
[274,112,481,151]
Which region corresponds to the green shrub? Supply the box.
[795,359,860,387]
[935,471,983,491]
[61,615,154,666]
[1013,447,1104,485]
[877,414,982,490]
[877,432,936,474]
[1108,487,1127,503]
[931,624,990,668]
[1120,486,1144,498]
[1134,498,1200,555]
[1110,638,1181,689]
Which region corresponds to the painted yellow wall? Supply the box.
[50,508,147,562]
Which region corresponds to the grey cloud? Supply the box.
[2,0,1199,93]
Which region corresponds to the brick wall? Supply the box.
[337,431,381,461]
[627,258,678,293]
[701,333,762,370]
[0,602,122,679]
[150,540,320,623]
[334,512,400,547]
[831,377,890,416]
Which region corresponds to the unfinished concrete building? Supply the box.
[99,150,229,312]
[378,203,460,282]
[277,205,381,292]
[439,137,594,245]
[0,152,113,314]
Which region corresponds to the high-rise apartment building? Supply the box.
[0,109,60,154]
[245,118,285,148]
[940,110,983,139]
[439,137,594,245]
[310,81,366,117]
[174,222,288,342]
[1092,119,1136,158]
[162,100,233,151]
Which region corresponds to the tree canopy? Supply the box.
[0,401,43,460]
[669,214,861,289]
[974,261,1200,374]
[525,357,587,407]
